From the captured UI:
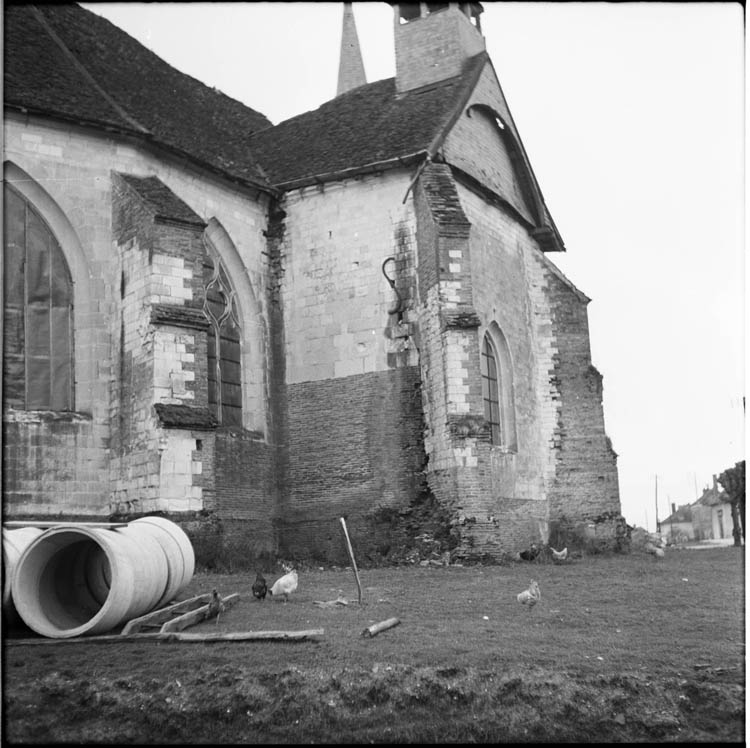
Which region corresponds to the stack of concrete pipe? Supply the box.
[2,517,194,638]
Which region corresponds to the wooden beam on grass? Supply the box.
[361,617,401,638]
[121,594,212,635]
[6,628,325,646]
[160,593,240,633]
[339,516,363,605]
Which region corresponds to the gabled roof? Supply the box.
[4,3,273,191]
[248,54,487,190]
[663,505,693,524]
[116,174,206,228]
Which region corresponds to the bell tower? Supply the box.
[391,2,485,93]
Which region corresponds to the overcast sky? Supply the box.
[82,2,745,533]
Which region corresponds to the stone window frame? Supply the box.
[4,183,75,411]
[3,161,96,415]
[480,322,517,452]
[202,218,267,438]
[202,237,242,427]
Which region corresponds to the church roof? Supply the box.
[3,3,273,191]
[248,54,487,189]
[4,2,561,251]
[4,3,488,196]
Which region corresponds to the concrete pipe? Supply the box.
[11,519,194,638]
[129,516,195,608]
[2,527,44,619]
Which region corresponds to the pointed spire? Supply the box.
[337,3,366,96]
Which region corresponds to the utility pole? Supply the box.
[655,474,660,533]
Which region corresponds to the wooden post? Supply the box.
[339,517,363,605]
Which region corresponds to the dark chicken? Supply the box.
[252,572,268,601]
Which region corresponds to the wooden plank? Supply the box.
[159,593,240,633]
[121,594,211,635]
[3,521,129,529]
[6,628,325,645]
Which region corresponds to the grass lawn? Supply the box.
[3,546,744,743]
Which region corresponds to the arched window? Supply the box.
[203,241,242,427]
[3,184,73,410]
[480,326,517,450]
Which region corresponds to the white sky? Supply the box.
[82,2,745,532]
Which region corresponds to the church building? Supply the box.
[3,2,622,566]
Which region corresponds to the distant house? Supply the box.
[661,503,695,543]
[691,476,736,541]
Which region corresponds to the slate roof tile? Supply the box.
[248,56,486,187]
[4,3,273,189]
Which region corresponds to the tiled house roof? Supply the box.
[4,3,273,190]
[663,505,693,524]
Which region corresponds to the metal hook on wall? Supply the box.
[382,257,403,319]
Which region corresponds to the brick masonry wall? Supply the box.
[394,7,485,93]
[537,256,621,520]
[281,367,425,563]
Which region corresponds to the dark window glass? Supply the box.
[203,246,242,427]
[481,334,502,445]
[3,185,73,410]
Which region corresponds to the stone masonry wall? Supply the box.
[276,172,424,561]
[4,116,274,540]
[537,254,621,521]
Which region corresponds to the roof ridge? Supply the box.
[29,4,151,136]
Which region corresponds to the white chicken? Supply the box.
[269,568,298,602]
[550,546,568,563]
[516,579,541,610]
[645,542,665,559]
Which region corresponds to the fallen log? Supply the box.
[6,628,325,645]
[361,617,401,638]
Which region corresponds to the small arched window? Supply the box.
[203,241,242,427]
[3,184,73,410]
[480,326,517,450]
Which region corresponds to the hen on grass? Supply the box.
[516,543,540,562]
[550,546,568,563]
[517,580,541,610]
[252,572,268,601]
[207,589,226,624]
[269,568,298,602]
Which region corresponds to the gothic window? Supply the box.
[203,242,242,427]
[3,184,73,411]
[480,326,517,450]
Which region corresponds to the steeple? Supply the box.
[337,3,367,96]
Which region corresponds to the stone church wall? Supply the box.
[276,172,427,562]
